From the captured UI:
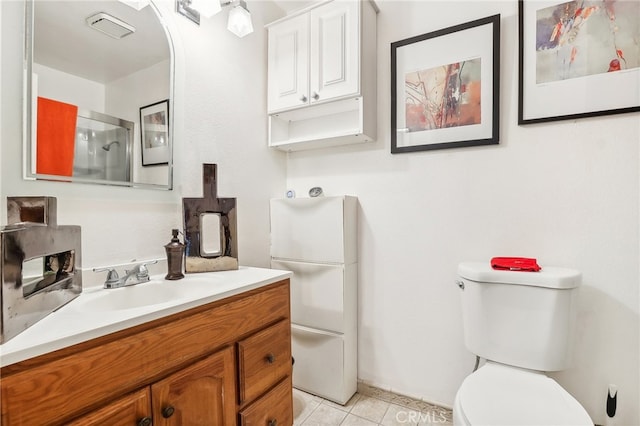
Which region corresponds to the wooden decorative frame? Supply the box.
[518,0,640,124]
[391,15,500,153]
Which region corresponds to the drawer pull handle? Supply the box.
[162,405,175,418]
[268,419,277,426]
[266,353,276,364]
[137,417,153,426]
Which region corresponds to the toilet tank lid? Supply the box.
[458,262,581,289]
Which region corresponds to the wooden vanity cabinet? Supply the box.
[1,279,292,426]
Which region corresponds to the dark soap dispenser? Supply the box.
[165,229,185,280]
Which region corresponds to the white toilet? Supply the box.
[453,262,593,426]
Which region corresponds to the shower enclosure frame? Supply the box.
[76,108,134,183]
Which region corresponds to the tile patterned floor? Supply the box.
[293,384,453,426]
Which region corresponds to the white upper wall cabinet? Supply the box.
[266,0,378,151]
[269,1,359,112]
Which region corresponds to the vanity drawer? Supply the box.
[237,319,291,404]
[239,375,293,426]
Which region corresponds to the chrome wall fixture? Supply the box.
[176,0,254,37]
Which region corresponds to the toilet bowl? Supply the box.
[453,362,592,426]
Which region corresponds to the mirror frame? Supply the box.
[23,0,175,190]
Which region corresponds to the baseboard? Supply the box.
[357,381,453,421]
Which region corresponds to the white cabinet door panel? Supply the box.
[270,197,349,263]
[268,13,309,112]
[272,260,345,333]
[292,325,345,403]
[310,1,359,103]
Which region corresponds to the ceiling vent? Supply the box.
[86,13,135,39]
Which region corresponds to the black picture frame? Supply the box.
[391,15,500,154]
[518,0,640,124]
[140,99,170,166]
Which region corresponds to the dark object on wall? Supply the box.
[182,164,238,273]
[606,385,617,419]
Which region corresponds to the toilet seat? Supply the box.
[456,362,593,426]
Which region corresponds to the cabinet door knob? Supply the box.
[162,405,175,418]
[266,353,276,364]
[268,419,278,426]
[299,95,308,102]
[312,92,319,101]
[137,417,153,426]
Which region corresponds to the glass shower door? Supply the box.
[73,110,133,183]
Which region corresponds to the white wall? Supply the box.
[33,63,106,113]
[1,0,286,270]
[285,1,639,424]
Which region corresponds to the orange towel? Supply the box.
[36,97,78,177]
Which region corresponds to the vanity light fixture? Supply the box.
[176,0,253,38]
[192,0,222,18]
[226,0,253,38]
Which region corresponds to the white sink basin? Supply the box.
[69,282,183,312]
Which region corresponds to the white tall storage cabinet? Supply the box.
[270,196,357,404]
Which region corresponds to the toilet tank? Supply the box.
[458,262,581,372]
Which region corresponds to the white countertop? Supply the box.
[0,266,291,368]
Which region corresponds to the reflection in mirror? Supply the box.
[22,251,76,298]
[73,110,134,181]
[24,0,174,189]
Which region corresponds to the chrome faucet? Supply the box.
[93,261,158,289]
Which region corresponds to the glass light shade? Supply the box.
[118,0,150,10]
[227,4,253,38]
[192,0,221,18]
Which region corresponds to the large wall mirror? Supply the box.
[24,0,174,189]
